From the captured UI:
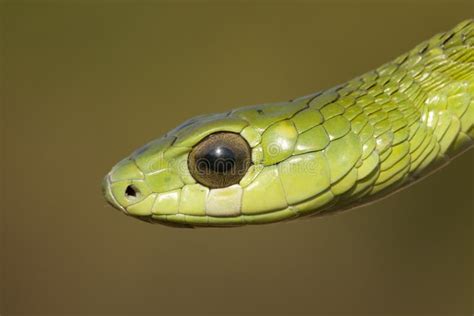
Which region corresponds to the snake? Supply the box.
[103,20,473,228]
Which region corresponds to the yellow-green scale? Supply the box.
[285,19,474,217]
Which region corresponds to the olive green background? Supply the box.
[1,1,473,315]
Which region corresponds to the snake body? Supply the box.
[104,20,473,227]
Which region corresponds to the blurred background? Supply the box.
[1,1,473,315]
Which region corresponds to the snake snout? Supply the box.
[102,159,154,216]
[102,175,124,212]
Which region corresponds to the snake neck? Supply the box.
[308,19,473,215]
[410,19,474,159]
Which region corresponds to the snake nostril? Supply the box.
[125,185,140,200]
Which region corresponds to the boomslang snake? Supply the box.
[103,20,473,228]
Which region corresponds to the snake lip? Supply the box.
[151,217,194,228]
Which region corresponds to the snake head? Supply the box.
[103,97,361,227]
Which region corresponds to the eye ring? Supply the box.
[188,132,252,189]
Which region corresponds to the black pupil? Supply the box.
[197,146,235,174]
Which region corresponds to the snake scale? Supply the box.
[103,20,473,227]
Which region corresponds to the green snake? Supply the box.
[103,20,473,227]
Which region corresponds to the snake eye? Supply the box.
[188,132,252,188]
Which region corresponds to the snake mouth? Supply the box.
[148,206,299,228]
